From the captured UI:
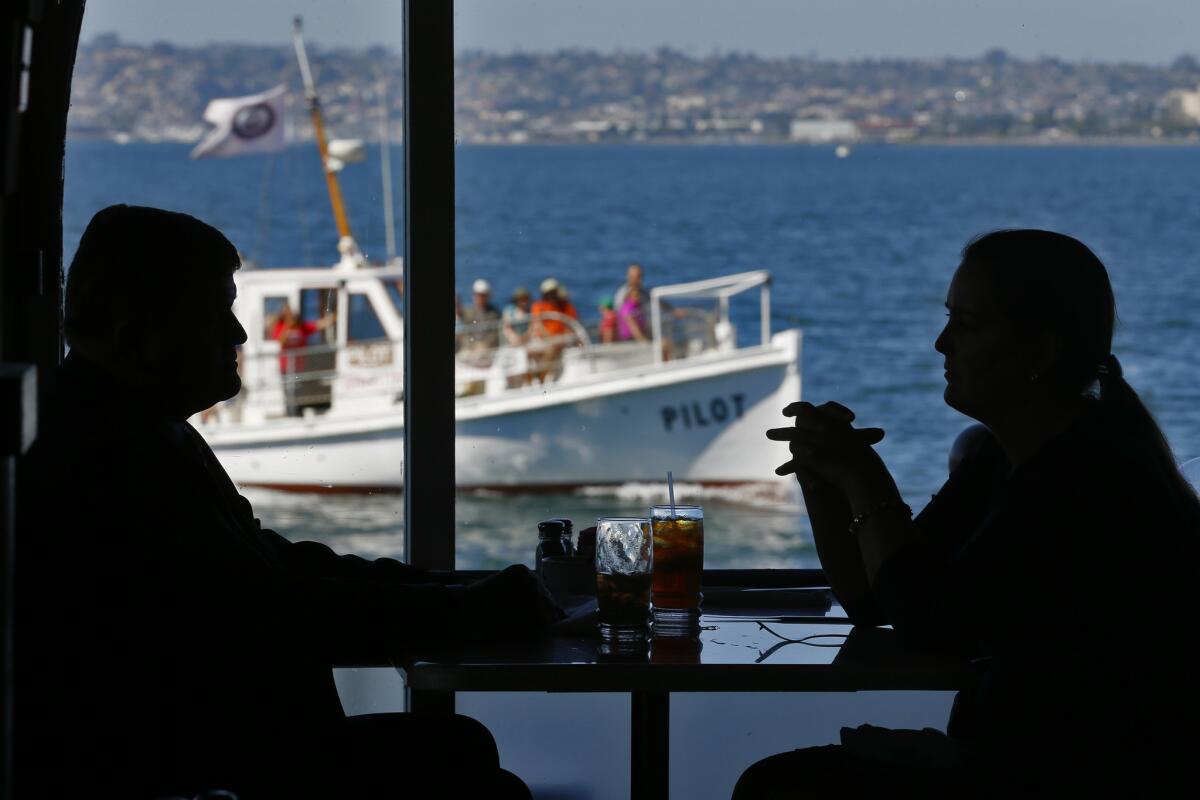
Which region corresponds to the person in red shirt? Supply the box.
[271,303,334,416]
[598,295,618,344]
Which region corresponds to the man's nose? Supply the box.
[231,313,248,346]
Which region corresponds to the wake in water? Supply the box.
[573,480,802,512]
[244,481,819,570]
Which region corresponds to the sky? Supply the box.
[79,0,1200,63]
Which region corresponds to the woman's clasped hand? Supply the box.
[766,401,884,491]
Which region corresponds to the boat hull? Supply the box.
[203,330,802,491]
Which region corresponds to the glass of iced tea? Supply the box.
[650,504,704,635]
[594,517,653,643]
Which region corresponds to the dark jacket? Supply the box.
[16,353,462,797]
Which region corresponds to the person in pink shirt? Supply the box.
[616,284,649,342]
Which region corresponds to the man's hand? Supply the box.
[766,401,886,492]
[462,564,562,639]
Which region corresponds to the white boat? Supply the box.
[194,257,802,491]
[189,19,803,491]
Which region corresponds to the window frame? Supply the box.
[403,0,456,570]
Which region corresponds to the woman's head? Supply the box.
[936,229,1114,422]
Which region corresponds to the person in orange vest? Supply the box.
[529,278,579,381]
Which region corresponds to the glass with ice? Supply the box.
[594,517,653,643]
[650,504,704,635]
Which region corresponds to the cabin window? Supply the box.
[348,293,387,342]
[262,296,289,338]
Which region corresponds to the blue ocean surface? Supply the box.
[64,142,1200,568]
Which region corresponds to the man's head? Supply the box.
[540,277,560,300]
[626,263,644,289]
[513,286,531,309]
[65,205,247,419]
[277,302,298,326]
[472,278,492,308]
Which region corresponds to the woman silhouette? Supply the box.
[736,230,1200,796]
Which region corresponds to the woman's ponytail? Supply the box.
[1097,353,1200,507]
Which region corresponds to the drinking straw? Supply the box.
[667,471,676,518]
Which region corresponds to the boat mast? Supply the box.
[292,16,358,259]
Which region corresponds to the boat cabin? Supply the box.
[227,258,405,423]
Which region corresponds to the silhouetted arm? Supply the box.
[257,526,437,584]
[797,470,884,625]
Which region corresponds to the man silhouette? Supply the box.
[17,205,552,798]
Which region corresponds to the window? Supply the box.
[348,293,387,342]
[451,0,1200,571]
[67,2,406,557]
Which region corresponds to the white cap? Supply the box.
[540,277,560,294]
[472,278,491,294]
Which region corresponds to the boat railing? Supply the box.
[210,339,403,422]
[455,311,591,397]
[202,288,766,421]
[453,305,735,396]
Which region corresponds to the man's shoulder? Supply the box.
[29,365,190,488]
[463,305,500,321]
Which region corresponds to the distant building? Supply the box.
[1161,87,1200,125]
[789,119,859,143]
[751,110,794,139]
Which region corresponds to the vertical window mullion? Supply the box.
[403,0,456,570]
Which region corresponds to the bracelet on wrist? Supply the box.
[848,497,912,536]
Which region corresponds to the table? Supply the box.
[395,575,972,799]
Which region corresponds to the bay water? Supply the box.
[64,142,1200,569]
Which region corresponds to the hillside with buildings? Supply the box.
[70,34,1200,144]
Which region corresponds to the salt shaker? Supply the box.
[535,517,574,577]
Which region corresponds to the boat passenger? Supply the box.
[530,277,579,381]
[740,229,1200,797]
[613,262,644,308]
[617,283,649,342]
[501,286,535,387]
[460,277,502,362]
[502,285,533,346]
[17,205,555,799]
[531,277,579,338]
[598,294,618,343]
[269,301,334,416]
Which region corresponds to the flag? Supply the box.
[190,85,288,158]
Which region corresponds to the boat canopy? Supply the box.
[649,269,771,363]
